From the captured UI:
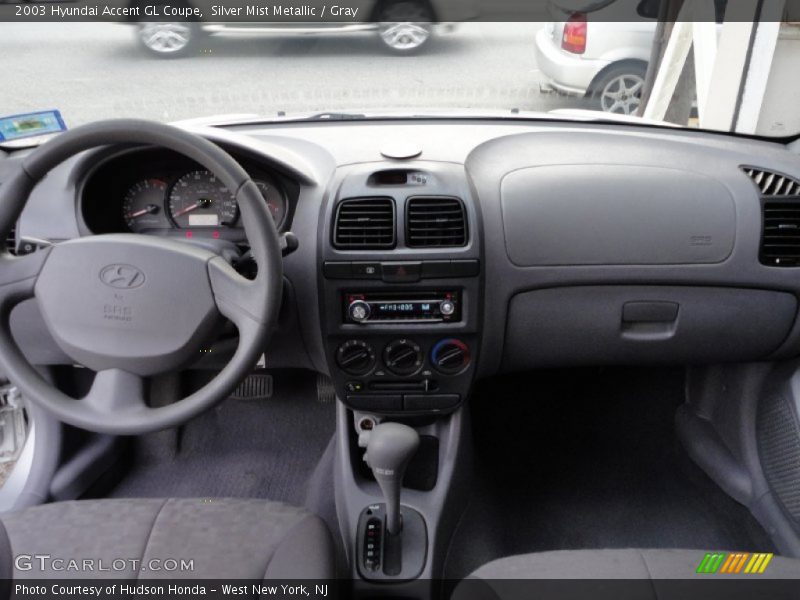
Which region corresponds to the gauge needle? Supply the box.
[172,202,201,218]
[126,204,159,220]
[173,198,213,218]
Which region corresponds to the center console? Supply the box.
[321,162,481,592]
[319,163,482,416]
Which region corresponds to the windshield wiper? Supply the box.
[293,112,369,121]
[175,108,669,130]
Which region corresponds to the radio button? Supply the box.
[440,299,456,316]
[348,300,371,323]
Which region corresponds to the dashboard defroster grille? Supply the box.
[744,167,800,197]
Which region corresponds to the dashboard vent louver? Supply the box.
[333,197,396,249]
[0,182,11,255]
[746,168,800,266]
[406,197,467,248]
[744,167,800,197]
[761,201,800,266]
[4,225,15,255]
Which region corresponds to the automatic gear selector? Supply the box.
[357,422,427,580]
[366,422,420,534]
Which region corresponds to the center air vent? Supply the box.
[333,197,395,250]
[406,196,467,248]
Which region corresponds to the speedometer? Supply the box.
[168,170,238,228]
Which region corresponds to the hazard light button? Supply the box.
[381,261,421,283]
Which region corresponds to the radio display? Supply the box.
[345,291,460,323]
[376,302,434,318]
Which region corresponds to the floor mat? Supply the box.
[106,371,335,507]
[444,367,775,581]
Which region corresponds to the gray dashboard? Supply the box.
[3,118,800,386]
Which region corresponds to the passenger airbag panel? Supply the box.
[500,165,736,266]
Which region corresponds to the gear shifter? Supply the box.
[366,422,420,535]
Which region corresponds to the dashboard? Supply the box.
[80,147,297,242]
[3,117,800,417]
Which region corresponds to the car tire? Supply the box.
[137,22,201,58]
[376,1,434,55]
[591,63,648,115]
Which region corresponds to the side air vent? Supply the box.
[406,196,467,248]
[5,225,15,255]
[761,201,800,266]
[744,167,800,196]
[0,183,11,255]
[333,197,395,249]
[746,168,800,266]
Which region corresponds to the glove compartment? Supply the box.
[503,286,797,369]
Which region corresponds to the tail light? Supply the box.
[562,13,587,54]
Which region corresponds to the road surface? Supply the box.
[0,22,587,126]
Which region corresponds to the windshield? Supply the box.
[1,1,799,137]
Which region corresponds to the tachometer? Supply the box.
[254,179,288,229]
[168,170,238,228]
[122,179,169,232]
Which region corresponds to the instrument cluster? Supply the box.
[81,147,295,242]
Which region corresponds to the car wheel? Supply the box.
[377,1,433,54]
[593,64,647,115]
[137,22,199,58]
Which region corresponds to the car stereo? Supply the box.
[344,291,460,324]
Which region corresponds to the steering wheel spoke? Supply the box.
[82,369,147,415]
[0,248,51,310]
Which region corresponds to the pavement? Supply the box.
[0,22,586,126]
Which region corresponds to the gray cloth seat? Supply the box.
[452,549,800,600]
[0,498,335,580]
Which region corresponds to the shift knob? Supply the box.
[366,422,420,535]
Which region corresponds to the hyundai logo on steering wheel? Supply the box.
[99,264,145,289]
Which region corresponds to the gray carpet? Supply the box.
[107,371,335,507]
[443,368,776,582]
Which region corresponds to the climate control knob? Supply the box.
[336,340,376,376]
[431,339,470,375]
[383,339,423,376]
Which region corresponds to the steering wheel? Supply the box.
[0,120,283,435]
